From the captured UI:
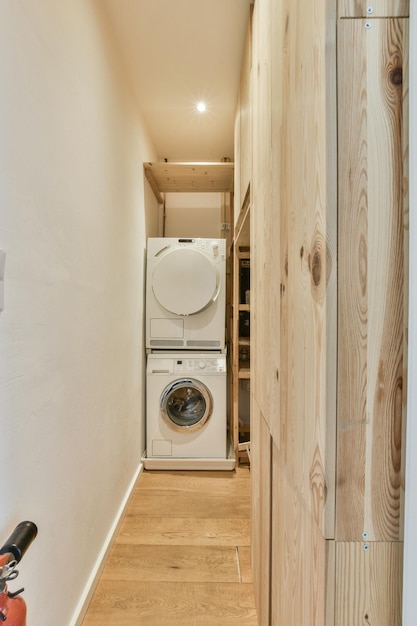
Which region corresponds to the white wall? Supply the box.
[403,8,416,624]
[164,192,222,238]
[0,2,158,624]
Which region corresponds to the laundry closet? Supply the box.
[142,161,246,470]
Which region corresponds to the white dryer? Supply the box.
[144,353,229,469]
[146,238,226,350]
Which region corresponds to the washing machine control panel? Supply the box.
[173,357,226,374]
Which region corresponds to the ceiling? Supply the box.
[102,0,253,163]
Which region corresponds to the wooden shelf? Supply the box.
[231,197,251,465]
[144,161,234,203]
[238,366,251,379]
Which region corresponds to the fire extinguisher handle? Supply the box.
[0,521,38,563]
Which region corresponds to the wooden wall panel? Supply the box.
[335,542,403,624]
[250,0,337,618]
[239,11,252,210]
[233,93,241,226]
[251,0,279,434]
[338,0,409,17]
[251,402,271,626]
[274,0,336,534]
[337,18,408,541]
[271,442,328,625]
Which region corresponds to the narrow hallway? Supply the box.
[82,467,258,625]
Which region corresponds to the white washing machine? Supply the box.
[146,238,226,350]
[144,353,231,469]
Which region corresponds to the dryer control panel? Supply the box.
[177,238,226,259]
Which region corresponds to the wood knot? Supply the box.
[311,250,322,286]
[390,68,402,86]
[300,246,304,258]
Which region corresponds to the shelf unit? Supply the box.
[231,194,251,464]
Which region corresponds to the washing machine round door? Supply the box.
[160,378,213,432]
[152,248,219,315]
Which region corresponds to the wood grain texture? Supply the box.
[251,0,280,437]
[337,18,408,542]
[250,403,271,625]
[102,544,241,583]
[335,542,403,625]
[116,516,250,547]
[132,469,250,496]
[250,0,337,621]
[238,546,253,583]
[82,468,257,625]
[143,162,234,197]
[127,491,250,520]
[83,581,258,626]
[270,442,327,625]
[338,0,409,17]
[238,10,252,211]
[266,0,336,530]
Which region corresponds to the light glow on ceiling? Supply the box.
[196,102,207,112]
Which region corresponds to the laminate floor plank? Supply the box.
[134,470,251,497]
[82,467,258,625]
[82,580,258,626]
[102,544,241,582]
[117,516,251,546]
[127,493,250,519]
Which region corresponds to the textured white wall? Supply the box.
[403,7,417,624]
[164,192,222,238]
[0,2,157,624]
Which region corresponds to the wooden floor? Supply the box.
[82,467,258,625]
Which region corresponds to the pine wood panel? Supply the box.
[250,0,337,620]
[270,0,336,532]
[334,542,403,625]
[143,162,234,199]
[251,0,279,435]
[234,97,242,226]
[238,10,252,211]
[337,18,408,541]
[83,581,258,626]
[250,403,271,626]
[338,0,409,17]
[271,442,328,625]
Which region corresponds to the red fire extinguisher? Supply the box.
[0,521,38,625]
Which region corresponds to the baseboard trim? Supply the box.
[69,460,144,626]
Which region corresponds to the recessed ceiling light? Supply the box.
[197,102,206,112]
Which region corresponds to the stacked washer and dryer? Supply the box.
[143,238,233,470]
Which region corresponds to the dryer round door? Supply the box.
[152,248,219,315]
[160,378,213,432]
